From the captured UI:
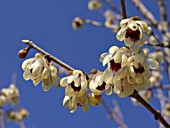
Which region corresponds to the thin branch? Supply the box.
[0,109,5,128]
[158,0,167,23]
[120,0,127,19]
[22,40,75,71]
[130,90,170,128]
[22,40,170,127]
[19,122,26,128]
[151,85,170,90]
[101,99,128,128]
[84,19,119,30]
[102,0,122,14]
[130,0,158,27]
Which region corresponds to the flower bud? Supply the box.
[0,95,8,106]
[72,17,84,29]
[18,47,30,59]
[90,93,101,106]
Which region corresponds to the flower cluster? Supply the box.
[20,17,159,113]
[0,84,19,106]
[0,84,29,123]
[116,17,151,53]
[60,70,89,113]
[22,53,60,91]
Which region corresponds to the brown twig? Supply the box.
[120,0,127,19]
[22,40,75,71]
[158,0,167,23]
[0,109,5,128]
[130,90,170,128]
[102,0,122,14]
[130,0,158,28]
[84,19,119,30]
[101,99,128,128]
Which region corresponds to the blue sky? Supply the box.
[0,0,170,128]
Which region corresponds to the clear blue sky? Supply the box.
[0,0,170,128]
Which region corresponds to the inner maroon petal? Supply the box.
[125,28,140,43]
[110,59,121,72]
[96,81,106,91]
[69,81,81,92]
[133,66,145,74]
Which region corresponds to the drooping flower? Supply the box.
[63,92,90,113]
[88,0,102,10]
[42,64,60,91]
[116,17,150,53]
[22,53,50,86]
[1,84,19,105]
[89,69,113,95]
[22,53,60,91]
[60,70,88,97]
[100,46,130,73]
[113,51,159,98]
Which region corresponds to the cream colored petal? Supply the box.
[81,79,87,89]
[67,75,75,84]
[99,53,109,62]
[119,79,134,98]
[114,52,122,63]
[102,54,112,66]
[33,77,41,86]
[128,21,138,31]
[23,68,31,80]
[95,74,103,85]
[130,44,140,53]
[65,86,74,97]
[102,68,113,80]
[120,18,131,27]
[63,96,70,108]
[121,54,129,67]
[116,28,126,41]
[60,77,68,87]
[109,46,119,54]
[41,67,50,79]
[147,59,159,70]
[124,37,133,47]
[105,86,113,95]
[127,74,135,84]
[22,58,34,71]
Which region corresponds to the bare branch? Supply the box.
[130,0,158,27]
[22,40,75,71]
[101,99,128,128]
[120,0,127,19]
[102,0,122,14]
[130,90,170,128]
[0,109,6,128]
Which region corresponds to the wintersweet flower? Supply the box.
[42,64,60,91]
[89,69,113,95]
[116,17,150,53]
[22,53,50,86]
[63,92,89,113]
[1,84,19,105]
[100,46,130,73]
[113,52,159,98]
[60,70,88,97]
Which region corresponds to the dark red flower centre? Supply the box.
[110,59,121,72]
[125,28,140,43]
[96,81,106,91]
[133,66,145,74]
[69,81,81,92]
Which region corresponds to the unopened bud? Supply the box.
[18,47,30,59]
[72,17,84,29]
[90,69,98,74]
[19,108,29,118]
[90,93,101,106]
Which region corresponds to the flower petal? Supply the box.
[147,59,159,70]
